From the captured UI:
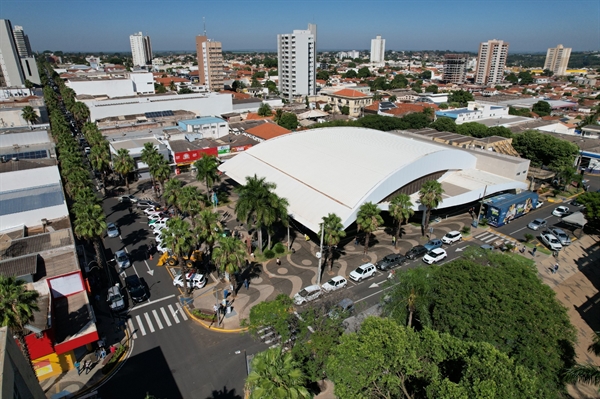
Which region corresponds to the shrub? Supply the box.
[192,309,216,322]
[101,344,127,374]
[480,218,488,226]
[263,249,275,259]
[523,233,534,243]
[460,226,471,235]
[273,243,286,254]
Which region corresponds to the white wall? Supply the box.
[67,79,135,98]
[130,72,155,94]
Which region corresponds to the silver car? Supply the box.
[114,250,130,270]
[107,222,119,238]
[527,218,547,231]
[550,227,571,246]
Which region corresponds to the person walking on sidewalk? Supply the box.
[75,361,82,375]
[532,247,537,256]
[244,278,249,290]
[276,258,281,266]
[84,360,92,374]
[553,263,559,274]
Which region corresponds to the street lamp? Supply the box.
[316,221,324,286]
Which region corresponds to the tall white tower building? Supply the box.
[0,19,26,87]
[370,35,385,64]
[130,32,152,67]
[475,39,509,85]
[544,44,571,76]
[277,24,317,100]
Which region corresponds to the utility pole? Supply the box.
[317,222,324,285]
[475,185,488,227]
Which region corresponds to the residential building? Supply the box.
[475,39,509,85]
[0,19,26,87]
[195,35,224,92]
[370,35,385,64]
[12,25,32,57]
[327,88,373,117]
[435,101,509,124]
[544,44,571,76]
[0,326,45,399]
[443,54,468,83]
[130,32,152,67]
[278,24,317,100]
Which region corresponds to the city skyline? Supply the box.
[2,0,599,53]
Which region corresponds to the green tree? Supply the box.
[344,69,357,79]
[154,83,167,93]
[532,100,552,117]
[21,105,38,125]
[141,142,160,189]
[257,103,272,117]
[456,121,489,138]
[388,95,397,102]
[565,331,600,388]
[264,192,289,250]
[232,80,246,92]
[264,80,277,93]
[509,106,532,117]
[277,112,298,130]
[357,67,371,78]
[576,192,600,220]
[518,70,534,85]
[356,202,383,255]
[194,155,220,194]
[168,80,176,91]
[112,148,135,193]
[512,130,579,169]
[389,194,414,247]
[160,218,193,290]
[383,267,433,328]
[194,208,222,254]
[340,105,350,115]
[430,116,457,132]
[163,178,183,211]
[74,202,107,269]
[419,180,444,236]
[347,62,356,68]
[0,276,39,370]
[447,89,474,107]
[246,348,310,399]
[316,70,330,81]
[152,158,171,195]
[24,79,34,89]
[543,69,555,77]
[319,213,346,271]
[235,174,276,252]
[323,104,332,112]
[88,143,111,190]
[177,185,204,225]
[71,102,90,127]
[178,87,193,94]
[425,84,438,93]
[212,236,246,290]
[243,294,295,343]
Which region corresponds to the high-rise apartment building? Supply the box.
[443,54,468,83]
[370,35,385,64]
[278,23,317,100]
[544,44,571,76]
[12,25,32,58]
[130,32,152,67]
[475,39,509,85]
[0,19,26,87]
[195,35,224,92]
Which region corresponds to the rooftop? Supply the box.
[245,122,291,140]
[179,117,226,126]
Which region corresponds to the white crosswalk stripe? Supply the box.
[475,232,515,245]
[128,303,187,339]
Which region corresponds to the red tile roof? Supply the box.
[220,90,251,100]
[331,88,370,98]
[245,112,274,120]
[155,77,189,85]
[246,122,291,139]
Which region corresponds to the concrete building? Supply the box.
[278,24,317,100]
[195,35,224,92]
[475,39,509,85]
[435,100,509,124]
[65,71,155,98]
[12,25,32,57]
[370,35,385,64]
[327,88,373,117]
[130,32,152,67]
[544,44,571,76]
[443,54,468,83]
[0,19,25,87]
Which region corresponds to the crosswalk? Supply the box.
[475,231,517,246]
[127,303,188,339]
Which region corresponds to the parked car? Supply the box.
[107,222,119,238]
[423,248,447,264]
[156,242,168,253]
[540,232,563,251]
[535,201,544,209]
[107,284,125,312]
[528,218,547,231]
[114,250,130,270]
[375,253,406,271]
[480,244,495,250]
[570,199,583,208]
[328,298,355,319]
[152,224,167,234]
[405,245,428,260]
[552,206,570,217]
[349,263,376,282]
[549,227,571,246]
[137,200,160,209]
[293,285,322,305]
[173,272,207,290]
[424,239,443,251]
[150,219,169,230]
[148,215,169,224]
[125,275,147,303]
[321,276,348,292]
[441,231,462,245]
[119,195,138,203]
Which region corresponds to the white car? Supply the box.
[144,207,167,216]
[152,224,167,234]
[119,195,138,203]
[293,285,322,305]
[173,272,206,289]
[540,232,563,251]
[349,263,376,282]
[441,231,462,244]
[535,201,544,209]
[156,242,168,253]
[150,219,169,230]
[552,206,570,217]
[423,248,447,264]
[321,276,348,293]
[148,214,169,223]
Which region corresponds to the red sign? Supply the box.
[174,148,219,164]
[230,144,253,153]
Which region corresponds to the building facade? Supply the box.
[278,24,317,100]
[544,44,571,76]
[12,25,32,57]
[0,19,26,87]
[443,53,468,83]
[130,32,152,67]
[370,35,385,64]
[195,36,224,92]
[475,39,509,85]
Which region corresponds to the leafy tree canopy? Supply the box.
[277,112,298,130]
[447,90,474,107]
[430,116,457,132]
[357,67,371,79]
[532,100,552,117]
[512,130,579,169]
[577,191,600,220]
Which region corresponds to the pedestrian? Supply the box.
[244,278,249,290]
[110,345,116,354]
[276,258,281,266]
[84,360,92,374]
[128,206,132,214]
[100,348,106,359]
[553,263,559,274]
[355,236,359,245]
[75,360,82,375]
[392,236,396,245]
[532,247,537,256]
[229,283,234,295]
[94,349,100,360]
[224,288,229,299]
[213,304,219,314]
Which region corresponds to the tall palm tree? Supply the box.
[89,143,111,191]
[245,347,310,399]
[356,202,384,255]
[112,148,135,193]
[264,192,289,250]
[418,180,444,237]
[564,331,600,388]
[160,218,194,294]
[389,194,414,248]
[194,155,220,195]
[71,101,90,127]
[21,105,38,125]
[0,276,40,371]
[382,267,433,329]
[141,142,161,189]
[152,158,172,195]
[177,185,203,221]
[320,213,346,272]
[163,178,183,211]
[235,175,276,253]
[194,208,222,254]
[212,236,246,291]
[74,203,107,268]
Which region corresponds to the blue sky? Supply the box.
[2,0,599,53]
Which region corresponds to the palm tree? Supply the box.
[235,175,276,253]
[177,185,204,222]
[21,105,38,125]
[141,142,161,189]
[564,331,600,388]
[194,208,222,254]
[0,276,40,371]
[194,155,220,195]
[264,192,289,250]
[212,236,246,291]
[418,180,444,237]
[160,218,194,294]
[389,194,414,248]
[169,80,176,91]
[74,203,107,268]
[163,178,183,211]
[245,347,310,399]
[112,148,135,193]
[356,202,384,255]
[320,213,346,272]
[71,102,90,127]
[382,267,433,329]
[152,158,172,195]
[89,144,111,191]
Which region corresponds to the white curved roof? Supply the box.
[219,127,525,232]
